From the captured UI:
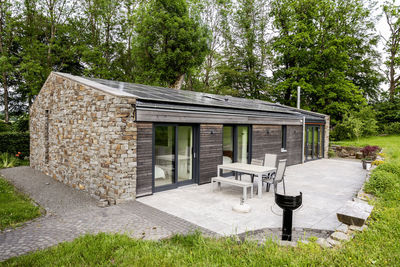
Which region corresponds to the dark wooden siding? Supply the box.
[199,124,223,184]
[252,125,302,166]
[136,122,153,196]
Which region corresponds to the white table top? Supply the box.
[218,162,276,174]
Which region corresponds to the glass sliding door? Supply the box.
[154,124,197,191]
[154,126,175,187]
[237,126,249,163]
[313,127,319,159]
[305,125,324,161]
[222,125,251,164]
[178,126,193,182]
[223,126,234,164]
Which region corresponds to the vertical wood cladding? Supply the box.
[136,122,153,196]
[199,124,223,184]
[252,125,302,166]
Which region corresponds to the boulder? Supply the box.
[337,201,373,226]
[355,152,363,159]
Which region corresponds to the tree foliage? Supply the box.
[270,0,382,124]
[132,0,209,89]
[0,0,396,129]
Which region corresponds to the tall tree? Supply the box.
[0,0,18,122]
[383,0,400,99]
[217,0,272,98]
[271,0,381,124]
[132,0,209,89]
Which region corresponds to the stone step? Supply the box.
[336,201,373,226]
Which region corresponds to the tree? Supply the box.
[270,0,381,124]
[132,0,209,89]
[383,0,400,99]
[217,0,272,99]
[0,0,19,122]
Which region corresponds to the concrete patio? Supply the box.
[138,159,367,235]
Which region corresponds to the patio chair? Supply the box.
[263,159,287,194]
[263,153,277,191]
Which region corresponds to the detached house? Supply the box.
[30,72,329,204]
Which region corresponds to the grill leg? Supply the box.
[282,209,293,241]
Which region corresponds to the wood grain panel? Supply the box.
[199,124,223,184]
[252,125,302,166]
[136,122,153,196]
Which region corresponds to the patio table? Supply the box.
[217,163,276,198]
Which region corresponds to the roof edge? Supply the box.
[53,72,136,98]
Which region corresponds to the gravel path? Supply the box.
[0,167,216,262]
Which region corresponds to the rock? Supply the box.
[326,237,341,247]
[316,238,332,248]
[97,199,109,207]
[337,201,373,226]
[349,225,363,232]
[355,152,363,159]
[336,224,348,233]
[331,231,350,242]
[338,149,349,158]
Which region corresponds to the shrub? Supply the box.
[0,153,18,168]
[375,163,400,176]
[0,132,30,156]
[0,121,12,132]
[365,168,400,200]
[360,145,380,160]
[12,114,29,132]
[331,114,363,140]
[383,122,400,135]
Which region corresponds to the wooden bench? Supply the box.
[211,176,253,200]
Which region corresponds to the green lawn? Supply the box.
[3,135,400,266]
[332,135,400,164]
[0,177,41,230]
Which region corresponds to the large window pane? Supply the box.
[237,126,249,163]
[155,126,175,187]
[178,126,193,182]
[313,127,319,158]
[223,126,233,164]
[307,127,313,160]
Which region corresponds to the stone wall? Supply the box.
[30,73,137,204]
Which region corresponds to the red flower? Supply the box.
[18,152,21,154]
[16,154,19,157]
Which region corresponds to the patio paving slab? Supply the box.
[138,159,367,235]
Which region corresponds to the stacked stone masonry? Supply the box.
[30,73,137,204]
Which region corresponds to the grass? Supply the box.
[3,135,400,266]
[0,177,41,230]
[332,135,400,164]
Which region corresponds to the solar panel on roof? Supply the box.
[80,76,324,120]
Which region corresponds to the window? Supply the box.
[281,125,287,151]
[223,125,251,164]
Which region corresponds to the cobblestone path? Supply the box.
[0,167,216,261]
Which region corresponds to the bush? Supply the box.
[12,114,29,132]
[0,121,12,132]
[0,132,30,157]
[383,122,400,135]
[0,153,19,168]
[331,114,363,140]
[331,107,379,141]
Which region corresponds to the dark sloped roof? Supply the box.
[55,72,327,122]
